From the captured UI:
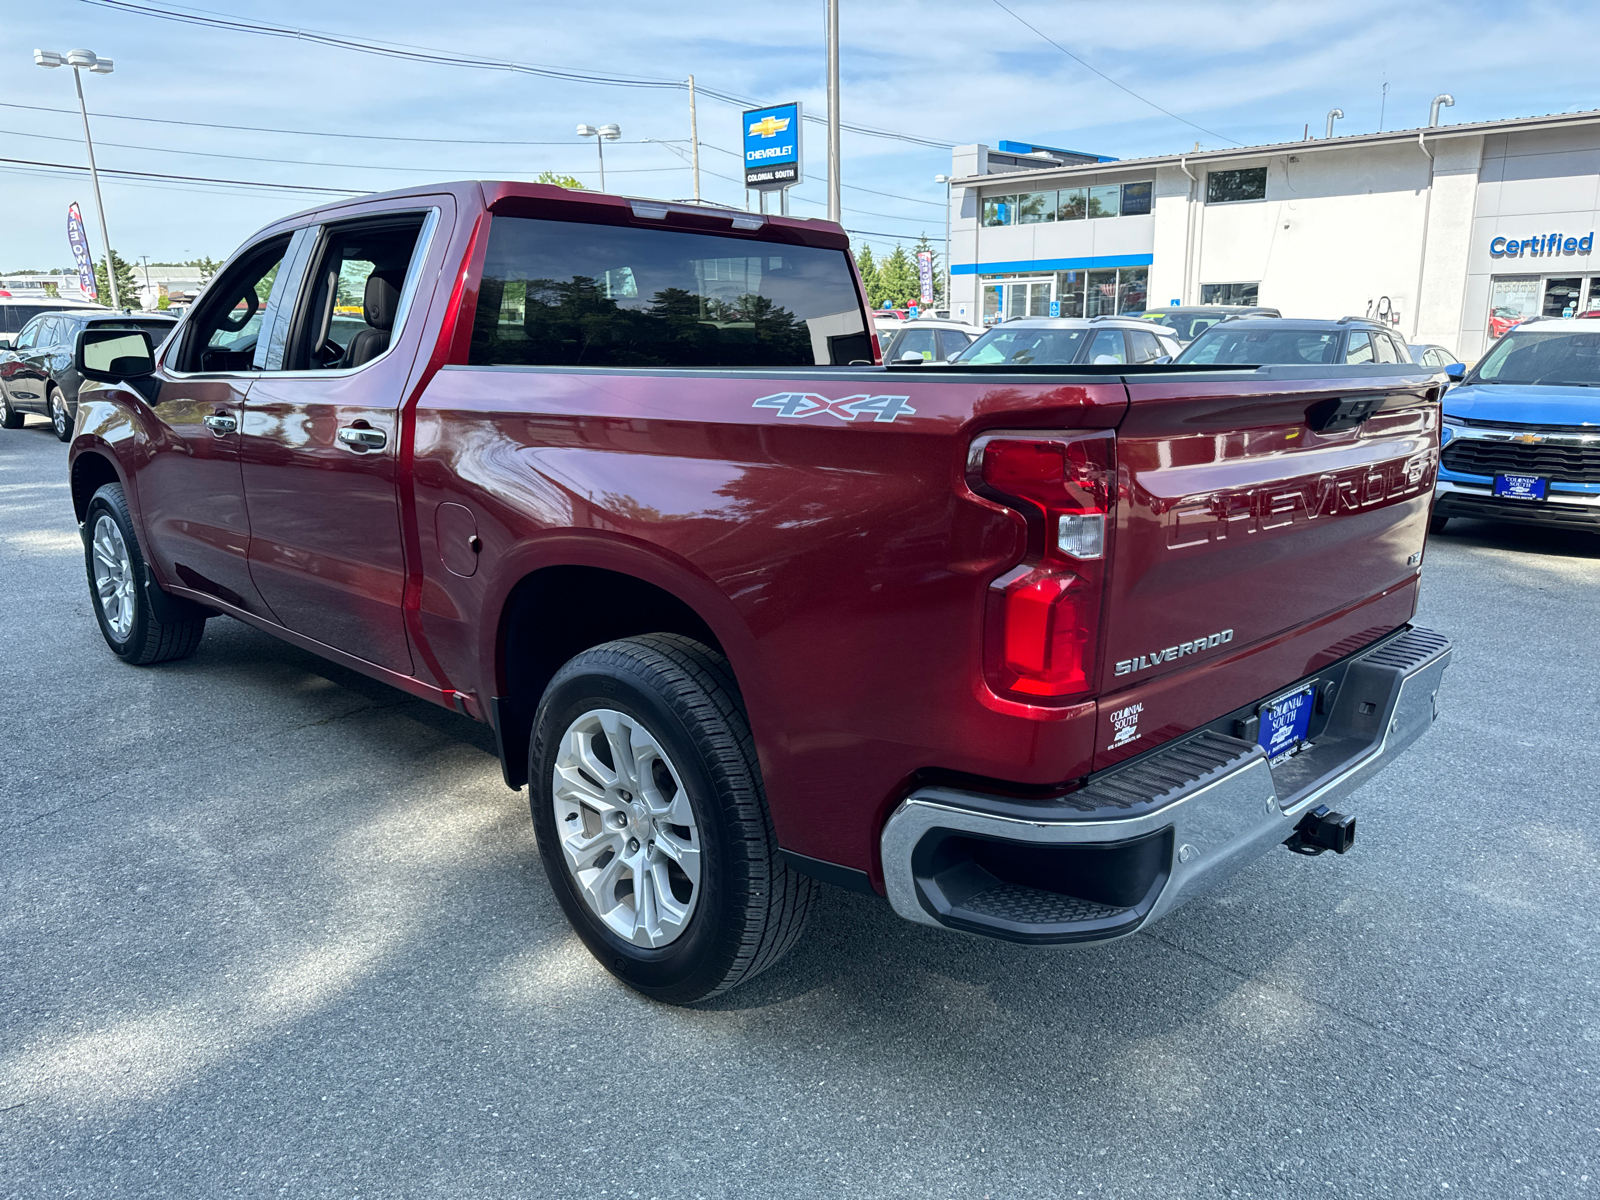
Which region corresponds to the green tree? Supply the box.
[536,171,586,189]
[184,257,222,281]
[853,245,881,308]
[93,248,140,309]
[876,245,918,309]
[912,233,943,305]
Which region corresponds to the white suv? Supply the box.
[952,316,1183,367]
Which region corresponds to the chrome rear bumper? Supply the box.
[880,627,1452,944]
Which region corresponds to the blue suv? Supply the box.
[1433,318,1600,533]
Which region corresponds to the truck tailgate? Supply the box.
[1095,369,1440,766]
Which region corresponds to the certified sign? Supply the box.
[743,102,802,191]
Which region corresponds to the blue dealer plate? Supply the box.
[1494,473,1548,501]
[1259,685,1315,764]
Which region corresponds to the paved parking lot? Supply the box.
[2,418,1597,1199]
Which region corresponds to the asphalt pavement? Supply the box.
[2,416,1597,1199]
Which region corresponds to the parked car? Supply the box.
[880,318,982,363]
[1408,343,1461,370]
[1488,306,1531,340]
[66,180,1451,1004]
[0,309,177,440]
[1175,317,1412,366]
[951,316,1182,366]
[1138,304,1281,344]
[1432,317,1600,533]
[0,296,110,350]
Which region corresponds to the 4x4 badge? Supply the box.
[753,392,916,423]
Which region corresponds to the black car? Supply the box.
[0,310,177,441]
[1174,316,1414,367]
[1138,304,1281,344]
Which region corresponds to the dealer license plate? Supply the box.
[1494,473,1548,501]
[1258,685,1315,765]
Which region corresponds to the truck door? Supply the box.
[136,234,298,617]
[237,200,449,674]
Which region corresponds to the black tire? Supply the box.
[529,634,817,1004]
[84,482,208,665]
[1429,512,1449,535]
[49,387,72,442]
[0,392,22,429]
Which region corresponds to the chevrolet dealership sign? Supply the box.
[743,102,802,191]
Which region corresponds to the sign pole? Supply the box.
[72,64,119,311]
[688,75,701,202]
[825,0,841,223]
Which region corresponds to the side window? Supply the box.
[14,318,41,351]
[1345,331,1374,364]
[0,305,20,336]
[469,216,871,368]
[1088,329,1127,364]
[179,236,292,372]
[1126,328,1162,363]
[1371,333,1398,363]
[936,329,971,360]
[892,328,939,361]
[42,318,67,349]
[286,212,429,371]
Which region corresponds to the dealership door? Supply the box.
[982,278,1054,323]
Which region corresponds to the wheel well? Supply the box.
[493,565,725,789]
[71,453,121,523]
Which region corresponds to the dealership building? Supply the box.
[943,107,1600,358]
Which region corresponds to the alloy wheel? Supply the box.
[551,708,702,947]
[52,396,68,437]
[91,514,136,641]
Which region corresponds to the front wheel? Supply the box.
[529,634,817,1004]
[50,388,72,442]
[84,482,208,664]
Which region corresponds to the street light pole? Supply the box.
[688,75,701,202]
[36,48,121,311]
[825,0,841,223]
[576,123,621,193]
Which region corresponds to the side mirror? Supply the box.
[1444,362,1466,382]
[77,327,156,382]
[899,351,925,362]
[0,334,13,350]
[1153,354,1172,364]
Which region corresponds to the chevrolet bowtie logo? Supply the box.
[749,115,790,138]
[1515,433,1546,444]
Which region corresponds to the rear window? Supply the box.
[86,319,176,335]
[469,217,869,368]
[1178,327,1340,365]
[956,326,1087,366]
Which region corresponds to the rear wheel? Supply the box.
[0,393,22,429]
[84,482,208,664]
[49,388,72,442]
[529,634,817,1004]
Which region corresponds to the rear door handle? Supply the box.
[203,413,237,434]
[337,426,387,451]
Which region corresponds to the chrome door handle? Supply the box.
[337,426,387,451]
[203,413,237,434]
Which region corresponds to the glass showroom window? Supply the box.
[1016,191,1054,224]
[1084,269,1119,317]
[1117,267,1148,314]
[1120,181,1152,216]
[1200,282,1261,306]
[1056,188,1087,220]
[1087,185,1121,218]
[1205,167,1267,204]
[982,196,1016,227]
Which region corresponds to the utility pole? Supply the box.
[825,0,841,223]
[688,75,701,202]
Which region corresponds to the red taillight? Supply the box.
[974,432,1114,703]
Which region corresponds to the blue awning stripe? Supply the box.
[951,254,1154,275]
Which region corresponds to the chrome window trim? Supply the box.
[271,206,441,381]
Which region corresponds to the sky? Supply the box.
[4,0,1600,273]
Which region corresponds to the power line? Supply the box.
[987,0,1243,147]
[79,0,956,150]
[0,155,364,196]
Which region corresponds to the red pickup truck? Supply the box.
[64,181,1452,1004]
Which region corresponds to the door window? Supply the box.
[178,236,292,372]
[1126,328,1163,363]
[935,329,972,359]
[13,319,42,351]
[890,327,939,362]
[287,213,429,371]
[1087,330,1127,364]
[1370,332,1398,363]
[1344,331,1374,364]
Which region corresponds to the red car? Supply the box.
[66,181,1452,1003]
